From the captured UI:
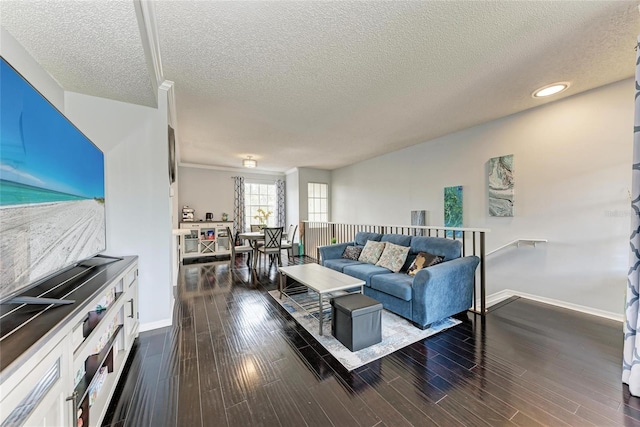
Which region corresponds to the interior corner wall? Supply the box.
[1,27,173,328]
[0,27,64,110]
[331,78,634,316]
[64,91,173,329]
[178,166,284,224]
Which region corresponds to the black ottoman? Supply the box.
[331,293,383,351]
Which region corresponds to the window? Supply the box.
[308,182,328,222]
[245,182,277,230]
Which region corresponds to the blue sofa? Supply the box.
[318,232,480,329]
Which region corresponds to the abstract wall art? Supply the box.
[488,154,514,217]
[444,185,463,237]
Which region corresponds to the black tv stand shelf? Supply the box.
[74,324,123,405]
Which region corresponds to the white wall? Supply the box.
[286,168,300,231]
[65,91,173,330]
[178,165,284,223]
[332,79,634,317]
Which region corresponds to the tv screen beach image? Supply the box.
[0,58,106,300]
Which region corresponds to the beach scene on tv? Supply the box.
[0,58,106,301]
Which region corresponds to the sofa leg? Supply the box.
[413,322,431,330]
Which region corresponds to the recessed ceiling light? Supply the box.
[532,82,570,98]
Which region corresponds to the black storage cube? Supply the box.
[331,294,382,352]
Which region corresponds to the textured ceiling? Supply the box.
[0,0,155,107]
[1,1,639,172]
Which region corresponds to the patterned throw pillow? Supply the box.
[358,240,387,264]
[375,242,410,273]
[342,245,363,261]
[407,251,444,276]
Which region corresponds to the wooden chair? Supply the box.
[257,227,283,269]
[280,224,298,260]
[227,227,252,267]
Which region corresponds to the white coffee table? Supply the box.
[278,263,365,335]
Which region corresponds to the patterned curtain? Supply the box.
[275,179,286,229]
[623,36,640,396]
[233,176,245,239]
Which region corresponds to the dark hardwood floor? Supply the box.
[102,255,640,426]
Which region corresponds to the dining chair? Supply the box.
[227,226,252,267]
[257,227,283,269]
[250,224,262,232]
[280,224,298,260]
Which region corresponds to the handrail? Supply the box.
[299,220,489,315]
[487,239,548,256]
[300,221,490,233]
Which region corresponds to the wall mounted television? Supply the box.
[0,57,107,304]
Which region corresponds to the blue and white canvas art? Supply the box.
[488,154,514,217]
[0,58,106,300]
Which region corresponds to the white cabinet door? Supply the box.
[1,337,72,427]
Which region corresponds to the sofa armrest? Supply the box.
[318,242,353,263]
[411,256,480,327]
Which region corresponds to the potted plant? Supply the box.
[253,208,272,229]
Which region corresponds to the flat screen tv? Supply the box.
[0,57,106,304]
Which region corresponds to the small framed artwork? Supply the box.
[488,154,514,216]
[168,125,176,184]
[444,185,463,237]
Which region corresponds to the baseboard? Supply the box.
[479,289,623,323]
[139,317,173,332]
[483,290,515,307]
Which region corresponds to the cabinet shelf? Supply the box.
[74,324,123,408]
[82,292,123,338]
[0,256,138,427]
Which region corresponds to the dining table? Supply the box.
[238,230,287,270]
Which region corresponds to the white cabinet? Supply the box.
[0,257,139,427]
[180,221,233,261]
[0,336,68,427]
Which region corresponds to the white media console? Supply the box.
[0,256,139,427]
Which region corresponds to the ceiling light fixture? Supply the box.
[532,82,570,98]
[243,156,257,168]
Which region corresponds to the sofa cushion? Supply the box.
[407,251,444,276]
[370,274,413,301]
[354,232,383,246]
[324,258,363,273]
[381,233,412,247]
[343,263,392,286]
[375,242,410,273]
[359,240,386,264]
[410,236,462,261]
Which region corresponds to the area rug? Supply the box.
[268,289,460,371]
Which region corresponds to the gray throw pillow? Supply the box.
[342,246,362,261]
